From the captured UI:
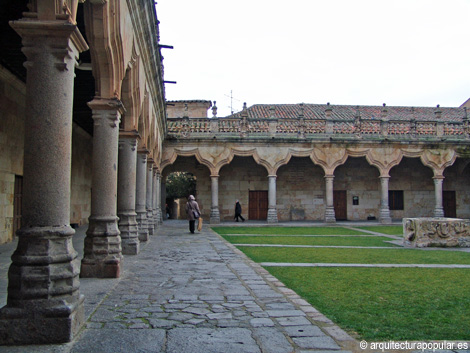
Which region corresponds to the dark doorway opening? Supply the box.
[443,190,456,218]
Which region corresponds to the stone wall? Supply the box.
[443,158,470,219]
[335,157,381,220]
[70,124,93,226]
[0,66,25,244]
[219,157,267,221]
[277,158,325,221]
[389,158,435,218]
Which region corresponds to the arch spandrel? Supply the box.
[364,147,404,177]
[310,147,348,175]
[420,149,457,177]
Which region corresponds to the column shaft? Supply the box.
[210,175,220,224]
[135,153,149,241]
[379,176,392,224]
[267,175,278,223]
[117,135,139,254]
[324,175,336,223]
[146,163,155,235]
[0,18,87,344]
[434,177,445,217]
[155,172,163,225]
[80,98,123,278]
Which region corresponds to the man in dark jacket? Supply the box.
[234,200,245,222]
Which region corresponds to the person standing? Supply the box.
[234,200,245,222]
[186,195,201,233]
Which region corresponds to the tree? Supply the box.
[165,172,196,199]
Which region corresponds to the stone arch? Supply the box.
[84,0,128,98]
[120,43,140,131]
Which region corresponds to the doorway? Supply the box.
[249,190,268,220]
[443,190,456,218]
[334,190,347,220]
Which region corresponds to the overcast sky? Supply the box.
[156,0,470,117]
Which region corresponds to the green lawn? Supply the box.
[237,246,470,264]
[354,225,403,235]
[267,267,470,340]
[212,226,368,235]
[222,235,398,247]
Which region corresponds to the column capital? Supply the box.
[119,129,140,139]
[137,148,150,155]
[210,174,220,178]
[88,97,125,113]
[10,18,88,55]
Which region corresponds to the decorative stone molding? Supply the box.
[404,218,470,247]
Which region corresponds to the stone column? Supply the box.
[152,170,158,228]
[155,172,163,225]
[433,176,445,217]
[80,98,123,278]
[324,175,336,223]
[146,161,155,235]
[267,175,278,223]
[210,175,220,224]
[162,178,167,219]
[135,152,149,241]
[379,176,392,224]
[117,133,139,255]
[0,17,87,344]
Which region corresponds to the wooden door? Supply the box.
[443,190,456,218]
[333,190,347,220]
[249,191,268,220]
[13,175,23,236]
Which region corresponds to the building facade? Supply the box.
[0,0,469,346]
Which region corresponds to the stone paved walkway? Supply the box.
[0,221,357,353]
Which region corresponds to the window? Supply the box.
[389,190,404,210]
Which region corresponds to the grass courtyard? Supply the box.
[213,225,470,341]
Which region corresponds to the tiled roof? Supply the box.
[229,104,467,122]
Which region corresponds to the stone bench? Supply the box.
[403,217,470,248]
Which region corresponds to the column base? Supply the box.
[0,295,85,345]
[210,207,220,224]
[0,225,85,344]
[379,208,392,224]
[81,216,122,278]
[118,211,140,255]
[267,208,278,223]
[147,210,155,235]
[155,207,163,226]
[136,211,149,242]
[434,208,445,218]
[325,207,336,223]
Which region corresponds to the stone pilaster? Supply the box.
[146,162,155,235]
[324,175,336,223]
[0,17,87,344]
[267,175,278,223]
[379,176,392,224]
[135,152,149,241]
[80,98,123,278]
[117,133,140,255]
[210,175,220,224]
[433,176,445,217]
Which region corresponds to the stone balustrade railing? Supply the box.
[166,116,470,141]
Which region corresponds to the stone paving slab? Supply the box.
[0,221,355,353]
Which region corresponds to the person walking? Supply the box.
[185,195,201,233]
[234,200,245,222]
